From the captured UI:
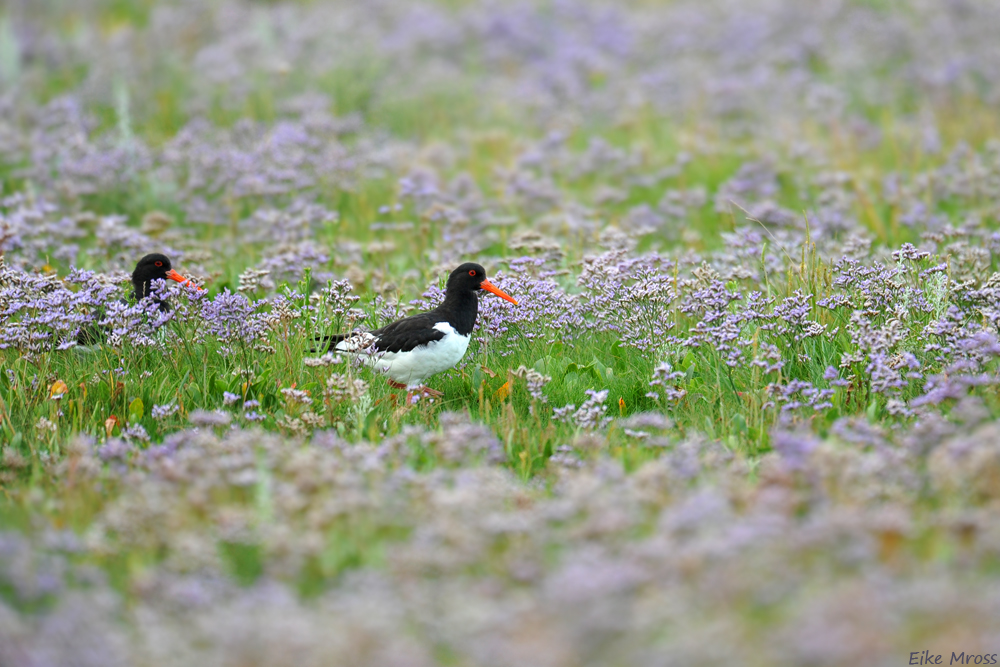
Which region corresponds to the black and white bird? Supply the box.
[77,253,200,346]
[321,262,517,398]
[131,253,200,308]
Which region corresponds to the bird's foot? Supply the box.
[387,379,407,389]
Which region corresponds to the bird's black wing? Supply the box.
[370,312,447,353]
[319,312,448,355]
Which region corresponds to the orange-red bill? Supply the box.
[165,269,202,290]
[481,279,517,305]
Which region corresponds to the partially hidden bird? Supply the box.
[131,253,201,307]
[321,262,517,399]
[76,253,200,346]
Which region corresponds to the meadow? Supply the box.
[3,0,1000,664]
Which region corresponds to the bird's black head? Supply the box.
[132,253,195,302]
[446,263,517,304]
[447,263,489,292]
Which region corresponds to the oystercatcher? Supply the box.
[132,253,201,307]
[76,254,200,346]
[322,262,517,399]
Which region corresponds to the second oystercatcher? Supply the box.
[322,262,517,399]
[132,253,200,308]
[76,254,200,346]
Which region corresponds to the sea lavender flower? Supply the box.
[549,444,584,469]
[151,403,178,420]
[419,412,504,464]
[35,417,57,433]
[200,289,272,356]
[771,428,821,470]
[509,365,552,403]
[96,438,132,463]
[751,344,785,374]
[258,242,331,288]
[303,352,343,367]
[313,278,362,331]
[237,268,270,294]
[647,362,687,402]
[576,250,678,355]
[823,366,851,387]
[189,410,232,428]
[323,374,368,404]
[891,243,931,263]
[124,423,150,443]
[475,269,582,357]
[555,389,610,430]
[765,379,835,413]
[281,388,312,406]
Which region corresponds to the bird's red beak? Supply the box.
[165,269,202,290]
[480,279,517,305]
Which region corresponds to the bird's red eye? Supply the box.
[469,270,476,276]
[155,261,163,267]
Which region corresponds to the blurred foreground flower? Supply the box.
[35,417,57,433]
[189,410,232,428]
[509,365,552,403]
[151,403,178,420]
[554,389,611,430]
[303,352,343,367]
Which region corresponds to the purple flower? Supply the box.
[151,403,179,420]
[771,428,820,469]
[555,389,610,430]
[200,289,272,356]
[189,410,232,428]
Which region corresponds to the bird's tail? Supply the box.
[311,333,348,354]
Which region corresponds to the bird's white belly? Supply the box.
[341,322,470,387]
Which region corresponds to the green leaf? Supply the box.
[732,413,748,435]
[591,357,614,381]
[532,356,554,375]
[682,352,697,373]
[563,361,601,383]
[128,397,144,421]
[609,340,628,370]
[703,415,716,438]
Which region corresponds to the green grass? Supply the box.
[4,230,996,490]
